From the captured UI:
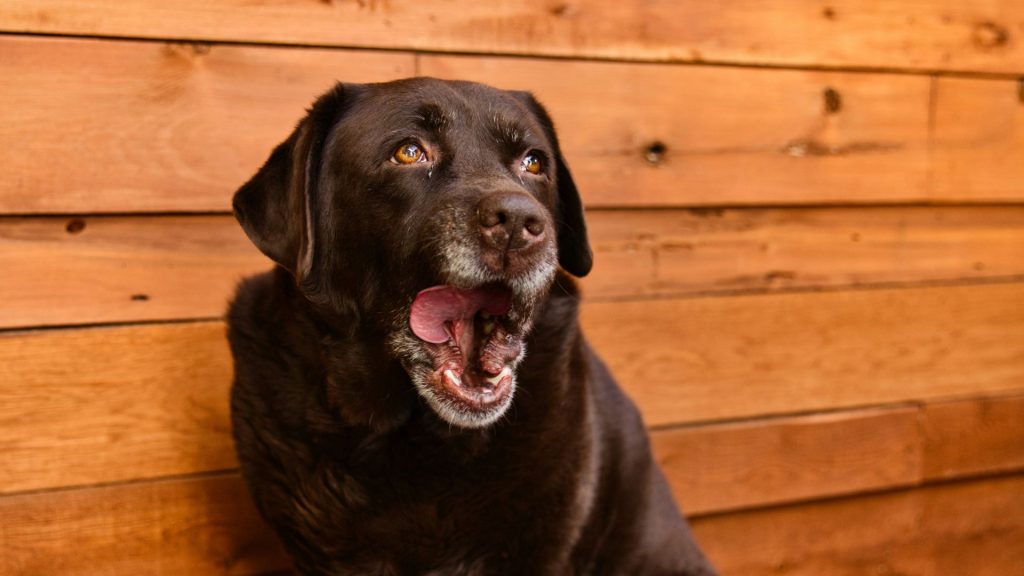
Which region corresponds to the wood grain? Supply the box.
[0,322,236,494]
[2,1,1023,74]
[932,77,1024,201]
[1,472,1021,576]
[921,394,1024,481]
[581,283,1024,426]
[8,206,1024,329]
[421,55,932,206]
[0,36,414,213]
[0,474,289,576]
[693,474,1024,576]
[653,407,921,516]
[3,286,1023,496]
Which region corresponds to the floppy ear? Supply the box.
[232,84,350,284]
[513,92,593,278]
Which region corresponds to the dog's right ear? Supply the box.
[232,84,350,283]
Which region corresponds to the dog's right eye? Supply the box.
[392,143,427,165]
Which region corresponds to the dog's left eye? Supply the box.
[521,153,543,175]
[392,143,427,165]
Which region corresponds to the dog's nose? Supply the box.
[477,192,546,252]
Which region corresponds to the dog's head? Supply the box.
[233,78,591,429]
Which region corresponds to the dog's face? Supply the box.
[233,78,591,429]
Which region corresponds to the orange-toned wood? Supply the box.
[932,77,1024,201]
[1,472,1020,576]
[9,206,1024,329]
[693,474,1024,576]
[586,206,1024,299]
[0,216,266,328]
[422,55,933,206]
[653,407,921,516]
[2,1,1023,74]
[0,474,289,576]
[922,394,1024,481]
[4,285,1023,495]
[581,283,1024,426]
[0,36,414,213]
[0,322,236,494]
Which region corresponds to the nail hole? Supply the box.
[973,22,1009,49]
[65,219,86,234]
[130,294,150,302]
[822,7,836,20]
[644,141,668,165]
[824,87,842,114]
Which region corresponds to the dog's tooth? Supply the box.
[444,369,462,387]
[485,367,511,386]
[482,320,495,335]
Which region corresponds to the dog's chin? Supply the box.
[409,364,518,429]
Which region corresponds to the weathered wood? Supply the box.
[0,322,235,494]
[932,77,1024,201]
[0,474,289,576]
[2,1,1023,74]
[0,35,958,212]
[1,472,1020,576]
[581,283,1024,426]
[692,475,1024,576]
[8,206,1024,329]
[653,407,921,516]
[421,55,932,206]
[0,36,415,213]
[3,285,1023,495]
[921,394,1024,481]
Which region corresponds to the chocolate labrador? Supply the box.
[228,78,717,575]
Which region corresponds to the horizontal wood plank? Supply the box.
[3,287,1023,497]
[2,472,1021,576]
[581,283,1024,426]
[932,77,1024,201]
[10,36,1013,212]
[2,1,1023,74]
[0,474,289,576]
[921,395,1024,480]
[0,322,234,495]
[693,474,1024,576]
[421,55,933,206]
[653,407,922,516]
[0,36,415,213]
[8,206,1024,329]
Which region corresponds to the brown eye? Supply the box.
[393,143,426,164]
[521,153,543,175]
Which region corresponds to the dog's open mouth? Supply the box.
[409,283,523,414]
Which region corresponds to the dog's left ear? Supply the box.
[232,84,352,290]
[513,92,593,278]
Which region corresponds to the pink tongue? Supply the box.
[409,285,512,344]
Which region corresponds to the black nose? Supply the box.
[477,192,547,252]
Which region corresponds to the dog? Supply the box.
[227,78,717,575]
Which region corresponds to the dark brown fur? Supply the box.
[228,78,717,575]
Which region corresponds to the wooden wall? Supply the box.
[2,2,1023,574]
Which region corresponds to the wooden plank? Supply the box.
[422,55,935,206]
[0,36,415,213]
[10,206,1024,329]
[2,1,1024,74]
[4,285,1024,495]
[1,472,1020,576]
[0,216,266,328]
[0,322,237,495]
[653,407,921,516]
[586,206,1024,299]
[693,474,1024,576]
[581,283,1024,426]
[921,394,1024,481]
[932,77,1024,201]
[0,474,289,576]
